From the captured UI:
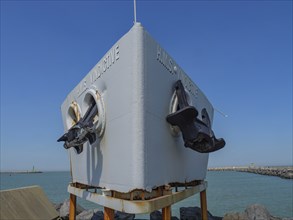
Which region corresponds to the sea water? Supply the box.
[0,171,292,218]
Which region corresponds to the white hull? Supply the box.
[60,23,212,193]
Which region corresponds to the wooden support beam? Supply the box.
[104,207,115,220]
[69,193,76,220]
[162,205,171,220]
[200,189,208,220]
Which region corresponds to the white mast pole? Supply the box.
[134,0,137,23]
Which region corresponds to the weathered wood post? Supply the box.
[200,189,208,220]
[162,205,172,220]
[69,193,76,220]
[104,207,115,220]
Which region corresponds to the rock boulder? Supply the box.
[59,199,85,219]
[223,204,282,220]
[180,207,222,220]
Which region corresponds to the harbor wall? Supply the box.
[208,166,293,179]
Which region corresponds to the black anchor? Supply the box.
[57,101,98,154]
[166,80,225,153]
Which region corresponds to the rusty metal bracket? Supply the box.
[68,181,207,214]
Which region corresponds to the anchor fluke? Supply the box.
[166,80,225,153]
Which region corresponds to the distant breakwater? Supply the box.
[1,171,43,174]
[208,166,293,179]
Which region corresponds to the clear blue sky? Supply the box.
[1,1,292,171]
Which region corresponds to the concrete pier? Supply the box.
[0,185,58,220]
[208,166,293,179]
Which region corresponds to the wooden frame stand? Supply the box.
[68,181,208,220]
